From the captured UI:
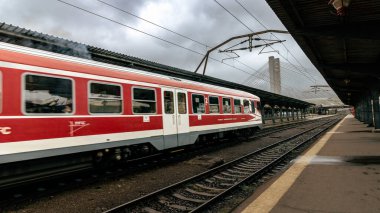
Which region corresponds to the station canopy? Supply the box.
[266,0,380,106]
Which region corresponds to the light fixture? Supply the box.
[344,78,350,85]
[328,0,352,16]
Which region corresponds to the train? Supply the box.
[0,42,262,181]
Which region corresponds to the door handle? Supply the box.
[178,115,181,125]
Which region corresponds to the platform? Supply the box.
[236,114,380,213]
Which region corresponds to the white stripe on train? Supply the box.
[0,120,260,156]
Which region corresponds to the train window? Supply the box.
[133,87,156,114]
[89,82,122,113]
[234,99,241,113]
[177,92,187,114]
[209,96,219,114]
[222,97,231,113]
[243,100,250,113]
[192,94,205,114]
[24,74,73,114]
[164,91,174,114]
[251,100,256,113]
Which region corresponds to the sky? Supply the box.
[0,0,340,101]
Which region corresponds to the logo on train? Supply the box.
[0,127,11,135]
[69,121,90,136]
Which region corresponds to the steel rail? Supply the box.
[192,118,341,212]
[104,117,342,213]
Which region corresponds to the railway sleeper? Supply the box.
[238,163,260,169]
[158,198,194,211]
[172,193,207,203]
[232,166,255,172]
[142,207,162,213]
[194,183,225,192]
[213,175,236,182]
[221,171,247,178]
[185,187,218,197]
[227,168,251,175]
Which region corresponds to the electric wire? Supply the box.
[235,0,319,83]
[95,0,209,48]
[214,0,309,96]
[57,0,279,94]
[95,0,274,87]
[217,0,318,84]
[57,0,205,57]
[58,0,315,98]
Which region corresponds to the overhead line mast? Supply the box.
[194,30,288,75]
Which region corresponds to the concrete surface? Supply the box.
[237,114,380,213]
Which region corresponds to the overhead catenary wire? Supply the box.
[235,0,319,83]
[57,0,287,93]
[213,0,315,97]
[95,0,279,87]
[216,0,318,84]
[220,0,338,100]
[220,51,309,97]
[95,0,209,48]
[57,0,315,99]
[57,0,204,57]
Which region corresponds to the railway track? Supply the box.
[0,116,339,210]
[104,117,342,213]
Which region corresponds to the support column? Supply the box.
[296,109,299,120]
[371,89,380,129]
[292,108,295,120]
[271,107,276,124]
[355,104,360,120]
[286,108,290,121]
[364,93,373,126]
[361,99,366,122]
[280,107,283,123]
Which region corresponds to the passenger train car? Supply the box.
[0,42,262,179]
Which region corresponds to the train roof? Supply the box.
[0,42,259,99]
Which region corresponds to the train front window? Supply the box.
[223,97,231,113]
[243,100,250,113]
[234,99,241,113]
[89,82,122,113]
[23,74,73,114]
[133,87,156,114]
[192,94,205,114]
[209,96,219,113]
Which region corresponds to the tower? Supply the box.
[269,56,281,94]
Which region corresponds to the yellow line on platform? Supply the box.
[240,115,347,213]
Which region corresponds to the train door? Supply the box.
[162,88,189,149]
[176,89,190,146]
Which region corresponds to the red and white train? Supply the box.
[0,42,262,178]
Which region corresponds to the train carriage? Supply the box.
[0,42,262,179]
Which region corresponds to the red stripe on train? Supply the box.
[0,116,163,143]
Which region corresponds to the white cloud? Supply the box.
[0,0,338,100]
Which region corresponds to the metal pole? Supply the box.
[194,30,289,74]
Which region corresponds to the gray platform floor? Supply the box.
[236,115,380,213]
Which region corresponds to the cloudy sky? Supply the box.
[0,0,338,100]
